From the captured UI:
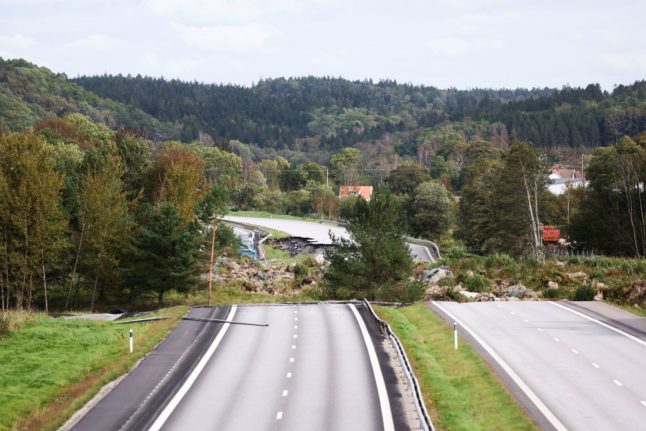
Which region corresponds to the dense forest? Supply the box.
[0,58,174,139]
[73,73,646,159]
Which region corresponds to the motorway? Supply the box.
[431,301,646,431]
[223,216,437,262]
[69,304,404,431]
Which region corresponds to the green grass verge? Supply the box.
[228,210,318,222]
[0,306,188,431]
[263,242,293,262]
[375,304,538,431]
[609,301,646,317]
[164,285,322,306]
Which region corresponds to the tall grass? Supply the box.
[0,306,188,430]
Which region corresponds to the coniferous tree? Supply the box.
[323,187,422,302]
[124,203,201,306]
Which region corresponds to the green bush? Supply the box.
[443,244,469,259]
[484,253,516,269]
[544,288,566,299]
[298,254,319,269]
[571,284,596,301]
[445,286,462,301]
[566,256,581,265]
[464,275,490,292]
[293,263,309,277]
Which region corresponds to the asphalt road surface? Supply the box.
[70,304,400,431]
[431,301,646,431]
[223,216,435,262]
[154,304,392,431]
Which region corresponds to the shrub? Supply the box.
[565,256,581,265]
[298,254,319,269]
[443,244,469,259]
[544,288,566,299]
[293,263,309,277]
[464,275,490,292]
[484,253,516,269]
[571,284,596,301]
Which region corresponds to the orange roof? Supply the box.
[339,185,373,201]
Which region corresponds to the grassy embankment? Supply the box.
[428,248,646,307]
[0,306,188,431]
[227,210,318,222]
[376,304,538,431]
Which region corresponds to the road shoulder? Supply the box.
[560,301,646,341]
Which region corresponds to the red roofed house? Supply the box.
[339,186,373,201]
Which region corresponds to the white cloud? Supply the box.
[145,0,303,24]
[176,23,274,52]
[0,34,36,58]
[427,37,469,57]
[64,34,121,51]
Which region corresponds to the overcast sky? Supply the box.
[1,0,645,89]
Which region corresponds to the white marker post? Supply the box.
[129,329,133,353]
[453,322,458,350]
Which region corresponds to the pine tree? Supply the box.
[124,203,201,306]
[323,187,422,302]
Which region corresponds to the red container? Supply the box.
[543,226,560,242]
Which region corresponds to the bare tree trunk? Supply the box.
[90,266,100,312]
[27,273,33,311]
[65,221,85,310]
[521,163,540,259]
[41,250,48,314]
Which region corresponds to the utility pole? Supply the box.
[208,225,216,307]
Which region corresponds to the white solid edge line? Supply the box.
[550,302,646,348]
[432,301,568,431]
[147,305,238,431]
[348,304,395,431]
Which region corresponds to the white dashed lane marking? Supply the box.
[286,372,292,378]
[282,390,288,397]
[276,412,283,420]
[537,328,543,332]
[292,345,296,349]
[553,337,560,342]
[592,363,600,369]
[571,349,579,354]
[641,401,646,407]
[289,357,294,363]
[613,380,623,387]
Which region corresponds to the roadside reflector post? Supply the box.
[454,322,458,350]
[129,329,133,353]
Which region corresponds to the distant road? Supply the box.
[223,216,436,262]
[70,304,405,431]
[431,301,646,431]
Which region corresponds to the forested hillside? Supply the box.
[72,74,551,158]
[74,73,646,158]
[0,58,175,139]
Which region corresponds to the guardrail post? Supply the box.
[453,322,458,350]
[129,328,133,353]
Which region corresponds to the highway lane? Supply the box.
[432,301,646,431]
[223,216,435,262]
[223,216,349,245]
[69,307,232,431]
[154,303,393,431]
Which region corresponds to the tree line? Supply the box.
[0,114,237,312]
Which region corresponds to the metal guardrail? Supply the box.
[362,299,435,431]
[405,237,442,261]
